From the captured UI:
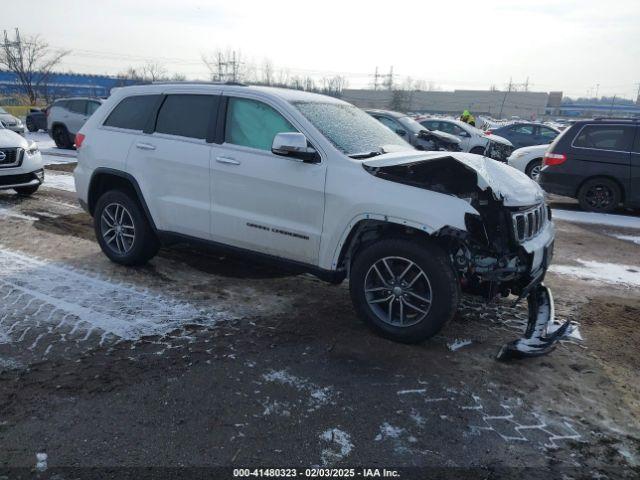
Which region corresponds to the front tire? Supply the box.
[578,177,621,213]
[349,238,459,344]
[94,190,159,266]
[14,185,39,196]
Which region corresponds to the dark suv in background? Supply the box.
[539,118,639,212]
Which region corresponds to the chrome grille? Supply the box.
[0,148,23,168]
[512,204,547,243]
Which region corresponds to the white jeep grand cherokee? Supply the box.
[0,121,44,196]
[74,83,568,359]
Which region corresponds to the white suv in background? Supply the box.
[0,122,44,195]
[47,97,103,149]
[74,83,567,359]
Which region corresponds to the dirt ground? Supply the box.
[0,170,639,479]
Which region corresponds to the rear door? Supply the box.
[127,92,219,239]
[569,124,634,196]
[630,127,640,206]
[210,95,326,264]
[65,99,88,135]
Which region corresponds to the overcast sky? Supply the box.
[3,0,639,98]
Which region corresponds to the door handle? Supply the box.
[216,156,240,165]
[136,142,156,151]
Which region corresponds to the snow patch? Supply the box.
[550,259,640,287]
[0,207,38,222]
[262,369,334,409]
[611,234,640,245]
[43,171,76,192]
[447,339,473,351]
[374,422,404,441]
[552,209,640,230]
[397,389,427,395]
[35,453,47,472]
[319,428,353,465]
[0,246,234,343]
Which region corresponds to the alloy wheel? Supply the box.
[364,256,433,327]
[585,184,614,210]
[100,202,136,255]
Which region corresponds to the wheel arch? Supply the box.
[525,157,543,173]
[332,216,437,274]
[88,168,157,231]
[576,174,626,203]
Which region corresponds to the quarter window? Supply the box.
[225,97,297,151]
[87,101,101,115]
[103,95,160,131]
[155,94,218,140]
[538,126,558,140]
[573,125,634,151]
[67,100,86,114]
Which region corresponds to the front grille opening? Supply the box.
[0,148,23,168]
[512,204,546,243]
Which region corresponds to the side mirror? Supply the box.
[272,132,320,163]
[395,129,407,137]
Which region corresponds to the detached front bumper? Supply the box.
[496,221,572,360]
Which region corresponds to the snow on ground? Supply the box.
[550,259,640,288]
[319,428,353,465]
[611,234,640,245]
[43,171,76,192]
[552,209,640,229]
[0,246,234,346]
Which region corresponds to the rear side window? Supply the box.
[87,101,101,115]
[573,125,635,151]
[67,100,86,114]
[225,97,297,151]
[104,95,159,131]
[155,94,218,140]
[511,124,535,135]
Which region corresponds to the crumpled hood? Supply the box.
[0,127,28,148]
[362,151,544,207]
[482,132,512,146]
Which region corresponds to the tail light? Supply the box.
[75,133,85,149]
[485,130,492,135]
[543,152,566,166]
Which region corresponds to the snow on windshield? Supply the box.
[293,102,411,156]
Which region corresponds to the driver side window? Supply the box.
[225,97,297,151]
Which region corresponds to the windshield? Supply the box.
[293,101,412,157]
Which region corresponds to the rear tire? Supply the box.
[578,177,621,213]
[349,238,459,344]
[525,159,542,181]
[26,121,38,133]
[94,190,159,266]
[14,185,39,196]
[52,125,73,149]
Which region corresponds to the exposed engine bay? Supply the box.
[363,156,572,359]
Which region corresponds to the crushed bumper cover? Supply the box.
[496,284,571,360]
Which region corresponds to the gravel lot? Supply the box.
[0,160,639,478]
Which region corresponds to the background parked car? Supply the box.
[47,97,103,149]
[0,107,25,135]
[0,121,44,196]
[418,118,511,155]
[539,118,639,212]
[26,107,48,132]
[507,144,549,180]
[487,122,560,149]
[366,109,461,151]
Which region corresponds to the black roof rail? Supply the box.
[593,117,639,122]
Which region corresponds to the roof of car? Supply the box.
[111,82,347,105]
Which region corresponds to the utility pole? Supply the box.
[609,94,616,116]
[498,78,513,119]
[635,82,640,105]
[595,83,600,99]
[372,66,379,90]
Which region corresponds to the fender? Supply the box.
[88,167,158,231]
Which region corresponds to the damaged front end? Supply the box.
[363,154,572,359]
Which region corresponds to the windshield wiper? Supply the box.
[348,150,383,159]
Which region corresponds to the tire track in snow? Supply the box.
[0,246,238,361]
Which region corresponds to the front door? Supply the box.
[210,96,326,265]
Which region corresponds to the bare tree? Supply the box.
[0,28,70,104]
[141,62,167,82]
[202,49,246,83]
